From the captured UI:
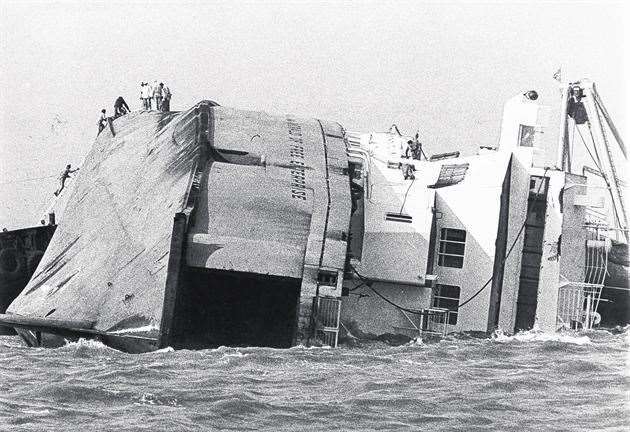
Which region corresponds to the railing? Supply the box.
[557,283,603,330]
[314,296,341,347]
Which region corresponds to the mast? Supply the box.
[556,83,571,171]
[577,80,628,241]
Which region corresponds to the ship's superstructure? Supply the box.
[0,79,626,351]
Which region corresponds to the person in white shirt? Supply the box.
[140,82,152,110]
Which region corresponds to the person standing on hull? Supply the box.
[54,164,79,196]
[401,140,416,180]
[114,96,130,117]
[139,82,149,110]
[145,82,153,110]
[97,109,108,135]
[160,82,171,111]
[152,80,163,111]
[406,134,423,161]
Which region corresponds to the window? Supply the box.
[432,284,461,325]
[519,125,536,147]
[427,163,469,189]
[438,228,466,268]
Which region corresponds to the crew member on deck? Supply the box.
[140,82,152,110]
[402,140,416,180]
[114,96,130,117]
[160,83,171,112]
[406,135,423,161]
[54,164,79,196]
[153,80,163,111]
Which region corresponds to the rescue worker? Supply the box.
[97,109,107,135]
[139,82,149,110]
[144,82,153,110]
[152,80,163,111]
[405,136,423,161]
[160,83,171,112]
[54,164,79,196]
[114,96,130,117]
[402,140,416,180]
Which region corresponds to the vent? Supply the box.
[429,151,460,161]
[385,212,413,223]
[428,163,469,189]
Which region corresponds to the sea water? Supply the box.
[0,328,627,431]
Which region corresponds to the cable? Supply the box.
[458,167,549,308]
[349,265,424,315]
[398,176,415,214]
[0,174,58,186]
[576,125,604,174]
[576,123,624,230]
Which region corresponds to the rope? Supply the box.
[576,122,624,230]
[0,174,58,186]
[576,125,604,174]
[349,265,424,315]
[398,176,415,214]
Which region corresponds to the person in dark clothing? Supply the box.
[405,137,423,161]
[97,109,107,135]
[402,140,416,180]
[114,96,130,117]
[54,164,79,196]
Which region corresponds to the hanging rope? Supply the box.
[0,174,58,186]
[398,177,415,214]
[576,125,604,175]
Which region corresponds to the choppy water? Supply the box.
[0,329,628,431]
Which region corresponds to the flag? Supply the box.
[553,67,562,82]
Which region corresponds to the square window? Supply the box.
[432,284,461,325]
[437,228,466,268]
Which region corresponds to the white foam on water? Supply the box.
[290,344,332,350]
[404,336,425,347]
[61,337,122,352]
[151,346,174,354]
[21,408,51,415]
[108,324,159,334]
[491,328,591,345]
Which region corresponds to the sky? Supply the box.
[0,0,627,229]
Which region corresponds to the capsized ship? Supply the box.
[0,80,627,352]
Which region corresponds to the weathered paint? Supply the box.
[532,169,565,331]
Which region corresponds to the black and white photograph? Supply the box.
[0,1,628,430]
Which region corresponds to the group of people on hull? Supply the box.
[140,81,172,111]
[96,81,173,136]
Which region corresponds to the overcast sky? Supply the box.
[0,0,627,229]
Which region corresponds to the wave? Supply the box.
[56,337,123,355]
[490,328,591,345]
